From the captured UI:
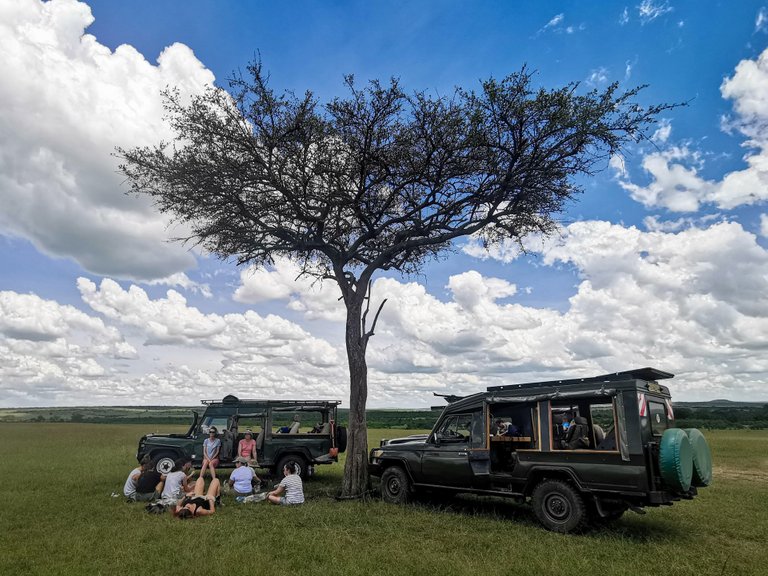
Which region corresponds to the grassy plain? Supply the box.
[1,425,766,576]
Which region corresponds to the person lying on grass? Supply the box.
[172,477,221,519]
[267,462,304,505]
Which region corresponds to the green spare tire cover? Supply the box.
[684,428,713,487]
[659,428,693,492]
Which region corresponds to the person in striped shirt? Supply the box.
[267,462,304,505]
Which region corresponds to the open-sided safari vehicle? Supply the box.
[369,368,713,533]
[137,396,347,479]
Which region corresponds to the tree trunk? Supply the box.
[340,297,370,498]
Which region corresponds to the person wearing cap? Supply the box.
[199,426,221,480]
[228,456,259,498]
[238,429,258,465]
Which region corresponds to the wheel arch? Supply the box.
[377,458,417,484]
[523,466,585,496]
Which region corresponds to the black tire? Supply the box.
[153,451,177,475]
[380,466,411,505]
[276,454,308,481]
[336,426,348,453]
[531,479,587,533]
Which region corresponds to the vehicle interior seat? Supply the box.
[318,422,331,434]
[596,427,616,450]
[552,414,564,447]
[255,430,265,451]
[592,423,605,447]
[220,428,234,460]
[289,415,301,434]
[564,416,590,449]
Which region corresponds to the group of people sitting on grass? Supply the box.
[122,428,304,519]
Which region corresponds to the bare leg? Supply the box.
[206,478,221,499]
[268,493,282,505]
[199,459,209,478]
[193,477,206,496]
[209,462,217,480]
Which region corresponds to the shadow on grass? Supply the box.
[374,489,685,542]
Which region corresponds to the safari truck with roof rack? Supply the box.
[369,368,713,533]
[137,395,347,479]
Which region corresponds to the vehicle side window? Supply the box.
[550,398,618,451]
[437,414,472,443]
[200,417,228,435]
[648,400,668,436]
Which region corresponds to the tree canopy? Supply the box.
[119,61,673,496]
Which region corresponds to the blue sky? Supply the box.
[2,0,768,407]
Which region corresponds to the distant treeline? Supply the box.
[673,405,768,430]
[2,405,767,430]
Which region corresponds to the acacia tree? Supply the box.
[118,62,671,497]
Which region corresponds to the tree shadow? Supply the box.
[405,491,684,541]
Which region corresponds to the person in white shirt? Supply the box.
[160,458,193,503]
[228,456,258,497]
[267,462,304,505]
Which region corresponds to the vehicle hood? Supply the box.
[381,434,429,446]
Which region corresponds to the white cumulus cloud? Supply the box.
[614,47,768,212]
[0,0,215,280]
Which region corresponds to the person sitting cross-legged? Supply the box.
[229,456,260,498]
[267,462,304,506]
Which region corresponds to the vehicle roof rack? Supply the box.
[486,367,673,392]
[200,398,341,406]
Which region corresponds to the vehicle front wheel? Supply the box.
[276,454,308,480]
[380,466,411,505]
[153,451,177,475]
[531,479,587,533]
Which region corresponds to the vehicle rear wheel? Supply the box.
[153,451,177,475]
[531,479,587,533]
[276,454,308,481]
[380,466,411,505]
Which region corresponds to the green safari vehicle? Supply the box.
[369,368,713,532]
[137,396,347,479]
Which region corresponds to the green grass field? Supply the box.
[1,425,765,576]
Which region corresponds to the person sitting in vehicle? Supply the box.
[238,429,258,464]
[228,456,260,497]
[199,427,221,479]
[267,462,304,505]
[172,477,221,519]
[502,421,521,436]
[492,418,507,436]
[135,461,165,501]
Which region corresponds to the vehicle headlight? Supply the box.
[371,449,383,459]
